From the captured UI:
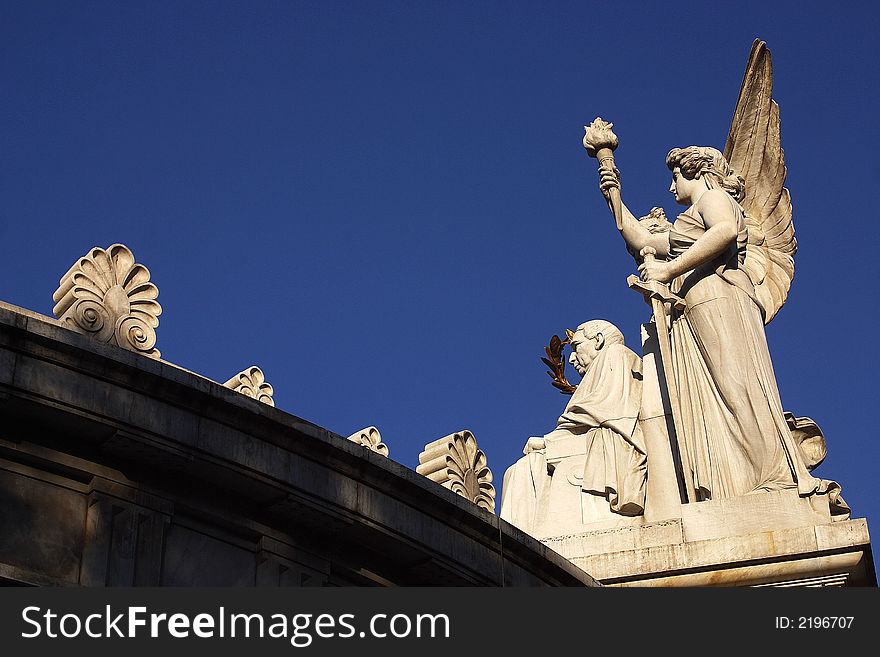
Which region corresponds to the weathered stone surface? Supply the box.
[542,519,684,560]
[543,492,873,587]
[0,466,87,584]
[162,524,256,586]
[0,301,595,587]
[679,489,830,542]
[79,488,170,586]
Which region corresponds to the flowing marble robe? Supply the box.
[500,343,646,533]
[667,196,823,500]
[550,342,646,515]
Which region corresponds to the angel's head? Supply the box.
[568,320,624,376]
[666,146,745,204]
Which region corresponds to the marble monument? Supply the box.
[500,40,872,586]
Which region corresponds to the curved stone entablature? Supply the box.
[0,300,591,587]
[224,366,274,407]
[52,244,161,359]
[417,431,496,512]
[347,426,389,457]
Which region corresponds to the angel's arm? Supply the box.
[598,165,669,257]
[619,203,670,257]
[662,189,736,279]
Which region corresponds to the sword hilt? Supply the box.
[628,247,685,311]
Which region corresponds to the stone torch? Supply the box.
[583,117,623,230]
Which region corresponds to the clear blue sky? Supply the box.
[2,1,878,557]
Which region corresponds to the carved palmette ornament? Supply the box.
[52,244,162,358]
[416,430,495,512]
[223,366,274,406]
[347,426,389,457]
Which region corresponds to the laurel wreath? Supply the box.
[541,329,577,395]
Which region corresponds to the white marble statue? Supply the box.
[583,41,832,503]
[501,320,645,535]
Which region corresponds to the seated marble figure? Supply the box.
[500,320,646,537]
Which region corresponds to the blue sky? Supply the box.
[1,1,878,566]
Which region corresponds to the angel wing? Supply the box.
[723,39,795,324]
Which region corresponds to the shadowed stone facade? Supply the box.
[0,301,596,587]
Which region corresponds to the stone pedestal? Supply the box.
[542,489,873,586]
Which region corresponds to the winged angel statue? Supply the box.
[584,40,839,504]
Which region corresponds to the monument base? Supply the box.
[540,490,875,587]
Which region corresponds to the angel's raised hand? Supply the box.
[597,164,621,200]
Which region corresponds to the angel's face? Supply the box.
[669,167,703,205]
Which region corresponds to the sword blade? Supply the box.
[650,297,697,503]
